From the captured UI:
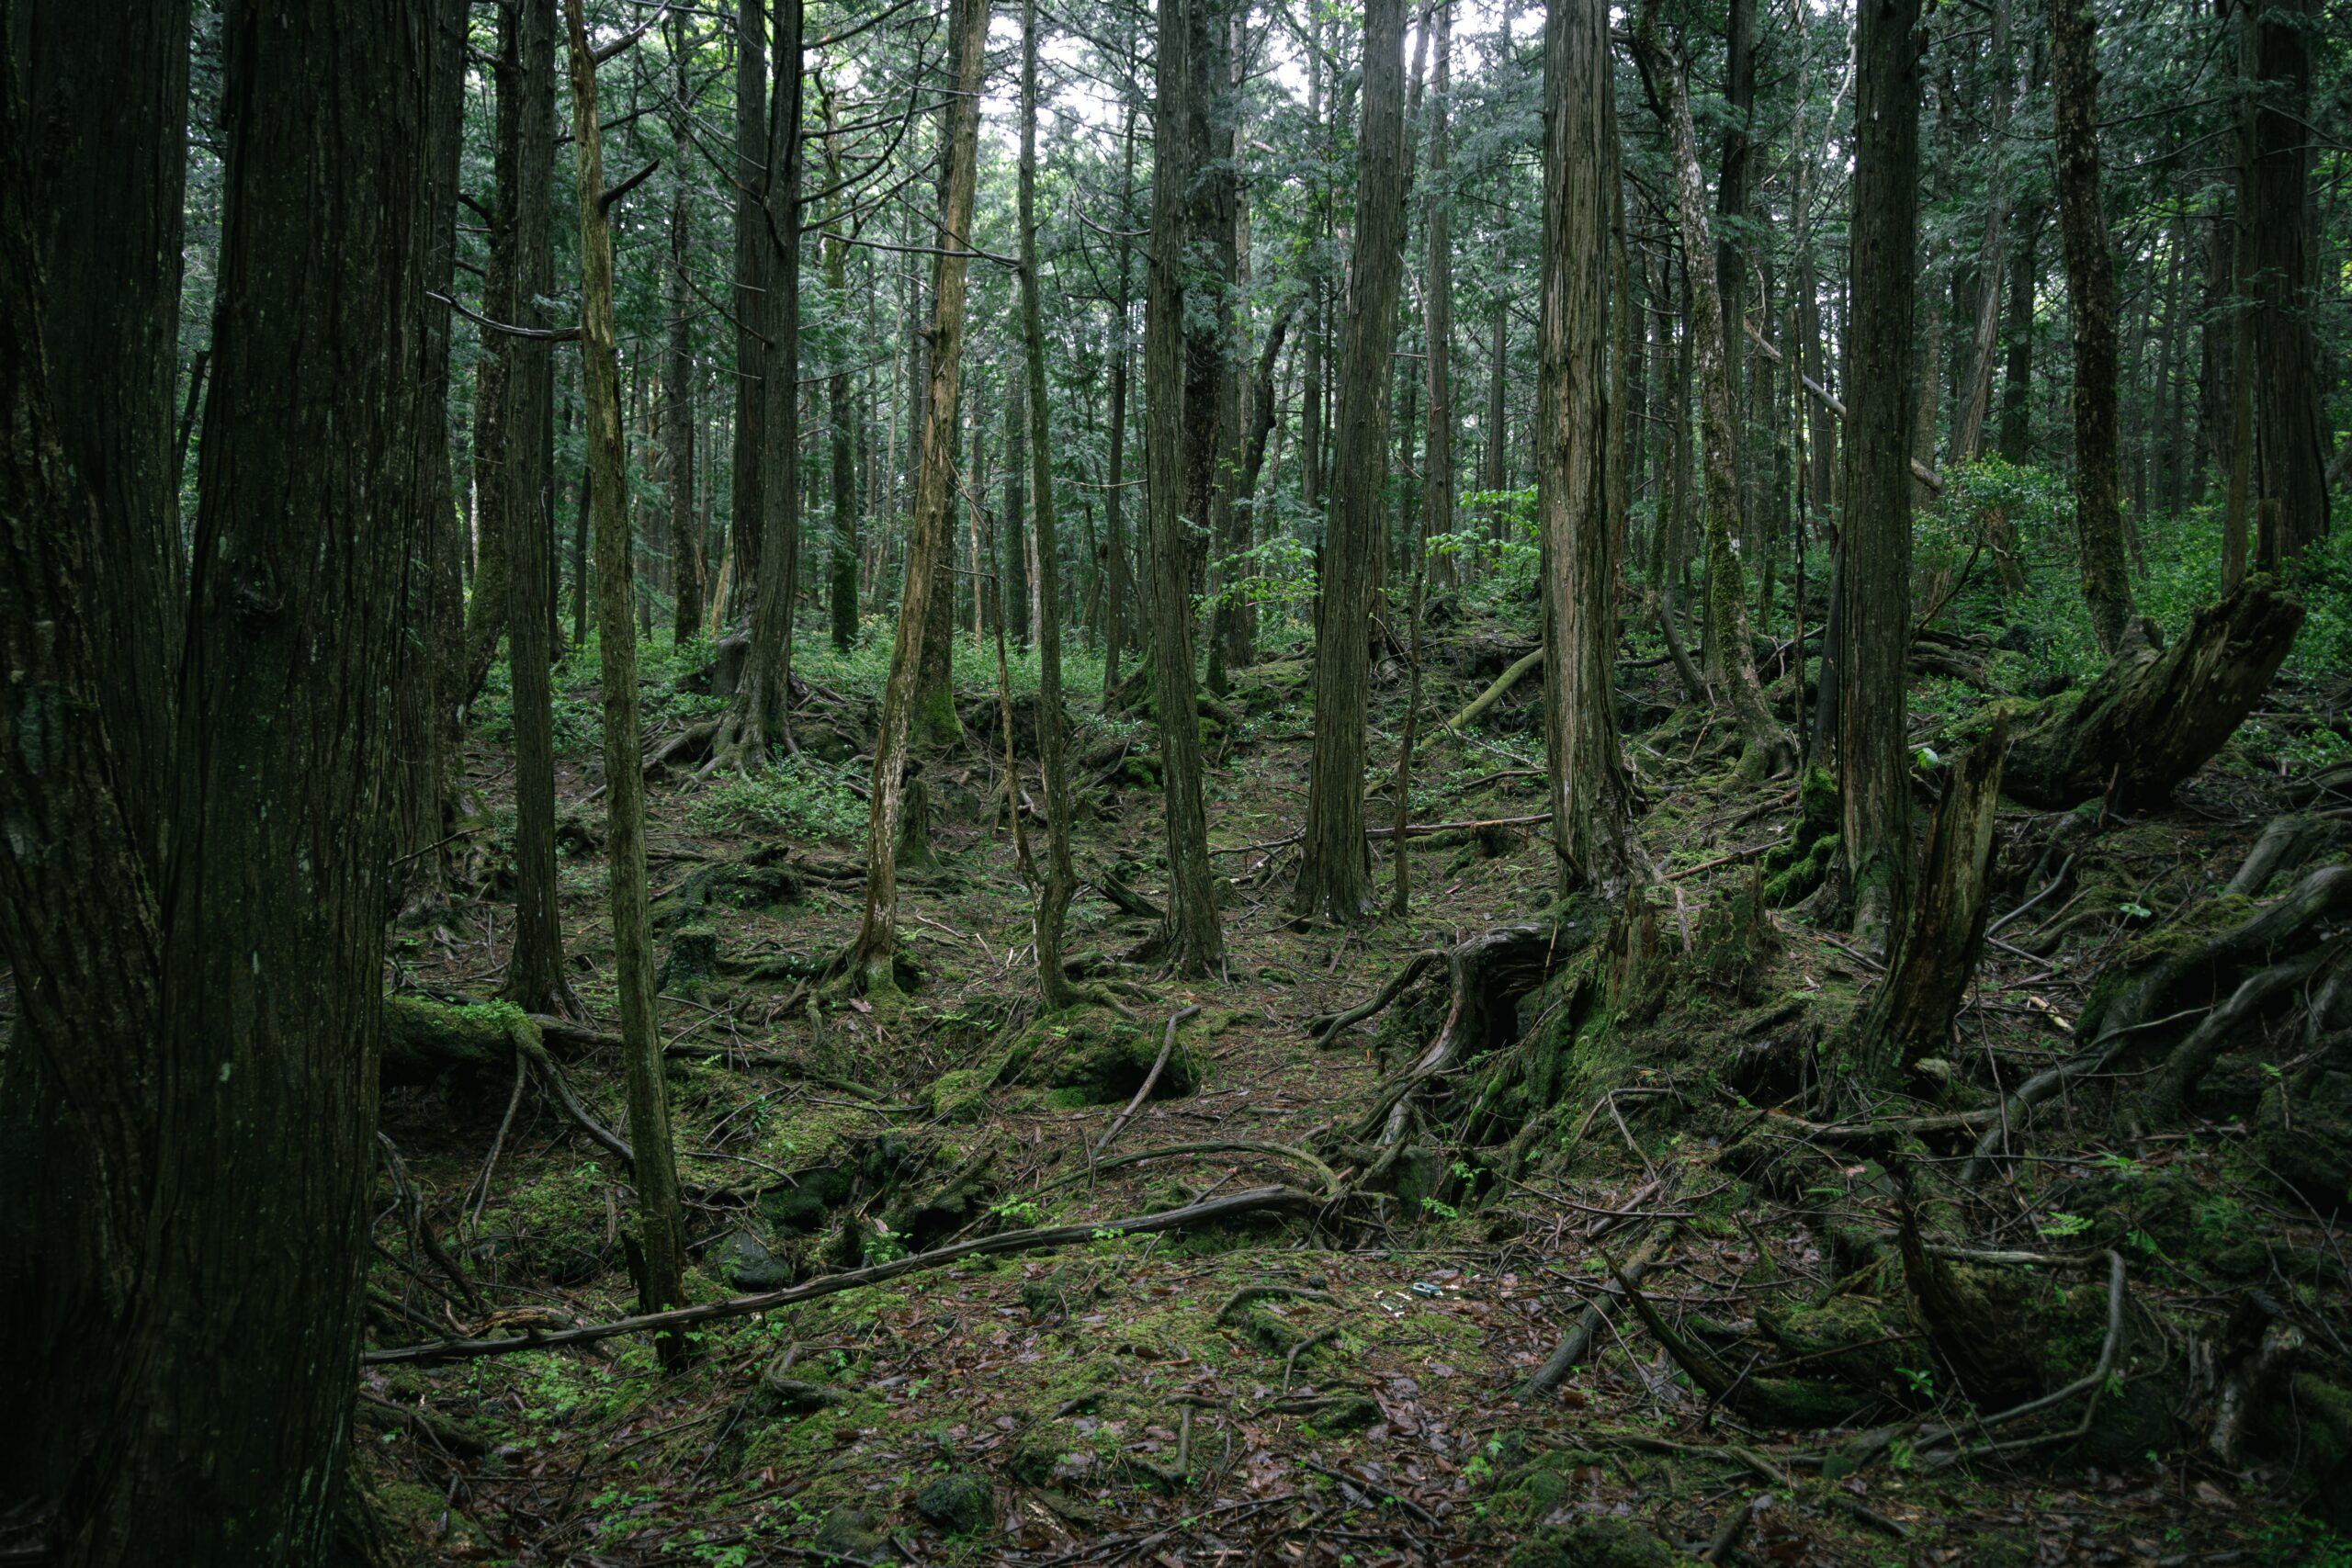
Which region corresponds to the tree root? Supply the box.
[365,1183,1321,1364]
[1308,950,1441,1049]
[1518,1222,1677,1401]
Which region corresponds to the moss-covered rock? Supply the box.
[922,1064,1001,1122]
[1760,765,1840,908]
[380,994,534,1088]
[912,1472,992,1534]
[652,842,802,933]
[1756,1294,1910,1392]
[1004,1006,1197,1104]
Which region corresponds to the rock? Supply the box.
[911,1472,991,1535]
[808,1506,884,1563]
[712,1225,794,1290]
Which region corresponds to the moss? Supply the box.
[2255,1043,2352,1216]
[1488,1464,1570,1530]
[1507,1518,1698,1568]
[1006,1005,1197,1104]
[376,1479,490,1555]
[1759,765,1840,908]
[380,994,535,1087]
[922,1065,1001,1123]
[912,1472,991,1534]
[1756,1295,1909,1391]
[2276,1375,2352,1526]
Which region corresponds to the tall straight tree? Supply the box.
[1101,96,1139,703]
[2049,0,2134,655]
[1421,0,1455,590]
[507,0,573,1015]
[562,0,691,1362]
[1143,0,1231,967]
[1539,0,1634,898]
[665,13,705,641]
[2247,0,2331,566]
[0,0,437,1555]
[1293,0,1409,924]
[711,0,807,766]
[846,0,989,993]
[1020,0,1080,1008]
[822,92,861,653]
[1840,0,1925,948]
[730,0,767,608]
[1635,11,1793,778]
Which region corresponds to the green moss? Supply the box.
[1006,1005,1197,1104]
[1508,1519,1698,1568]
[2278,1375,2352,1526]
[922,1065,1001,1122]
[1759,765,1840,908]
[380,994,535,1085]
[1756,1295,1908,1391]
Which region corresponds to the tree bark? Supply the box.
[822,97,861,654]
[561,0,691,1363]
[2247,0,2331,567]
[1295,0,1410,924]
[506,0,571,1016]
[666,19,705,643]
[1539,0,1634,900]
[1638,20,1792,779]
[2050,0,2135,655]
[1998,206,2041,462]
[1102,97,1138,703]
[847,0,989,992]
[1838,0,1924,946]
[730,0,767,609]
[1020,0,1080,1009]
[1421,0,1455,591]
[2,0,437,1554]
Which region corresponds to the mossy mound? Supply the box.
[2263,1374,2352,1527]
[912,1471,991,1534]
[1756,1294,1911,1393]
[1003,1006,1198,1104]
[1506,1518,1698,1568]
[380,994,534,1089]
[2256,1038,2352,1216]
[1759,764,1839,908]
[651,841,802,933]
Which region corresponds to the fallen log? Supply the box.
[363,1183,1321,1364]
[2004,578,2303,810]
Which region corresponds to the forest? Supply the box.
[2,0,2350,1561]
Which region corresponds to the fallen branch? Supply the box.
[1035,1140,1342,1200]
[1519,1221,1677,1400]
[364,1184,1320,1364]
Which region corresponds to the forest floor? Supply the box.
[361,612,2352,1568]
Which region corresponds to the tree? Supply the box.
[1293,0,1409,924]
[1144,0,1232,967]
[1020,0,1080,1009]
[561,0,691,1363]
[1840,0,1926,948]
[507,0,574,1016]
[2246,0,2331,568]
[846,0,989,994]
[2049,0,2134,656]
[1539,0,1634,899]
[0,0,438,1556]
[1421,0,1455,591]
[730,0,767,609]
[822,92,861,655]
[665,13,706,642]
[710,0,808,768]
[1634,11,1793,779]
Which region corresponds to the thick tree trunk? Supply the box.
[910,0,972,753]
[848,0,989,992]
[463,11,526,708]
[2,0,436,1556]
[507,0,571,1017]
[2247,0,2331,566]
[562,0,691,1361]
[1421,2,1455,592]
[1838,0,1924,946]
[1295,0,1409,924]
[1146,0,1232,965]
[2050,0,2135,655]
[1950,0,2017,466]
[2006,578,2304,810]
[1539,0,1634,900]
[1642,24,1793,779]
[711,2,808,767]
[731,0,767,607]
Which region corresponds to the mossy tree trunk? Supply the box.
[562,0,691,1363]
[849,0,989,992]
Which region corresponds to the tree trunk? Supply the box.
[1861,715,2007,1081]
[666,23,705,644]
[2050,0,2135,655]
[711,0,808,767]
[1,0,436,1554]
[1020,0,1080,1009]
[1640,20,1792,779]
[1102,98,1138,703]
[822,101,860,654]
[2006,579,2304,811]
[910,0,973,753]
[507,0,573,1016]
[730,0,766,611]
[1998,206,2041,462]
[1295,0,1409,924]
[1539,0,1634,900]
[463,9,526,708]
[561,0,690,1363]
[1838,0,1924,946]
[847,0,989,993]
[1142,0,1232,966]
[1950,0,2017,466]
[2248,0,2331,567]
[1421,1,1455,592]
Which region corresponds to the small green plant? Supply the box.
[989,1197,1044,1225]
[1419,1196,1461,1221]
[2037,1211,2094,1239]
[1897,1366,1936,1399]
